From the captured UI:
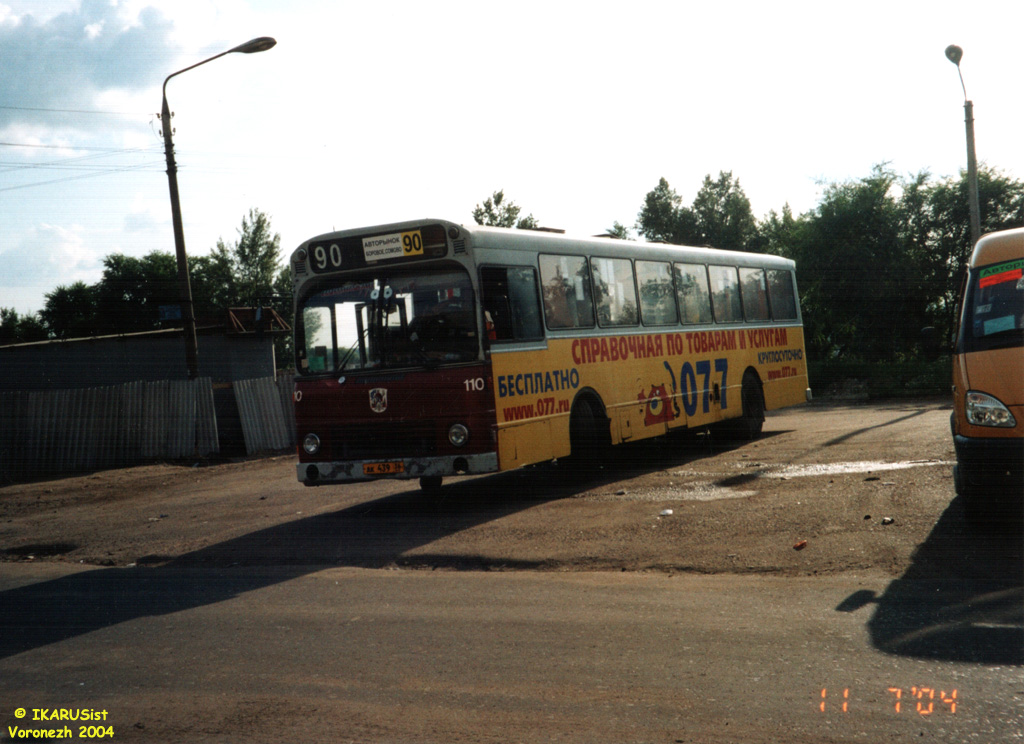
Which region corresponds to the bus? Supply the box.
[951,226,1024,521]
[290,218,811,489]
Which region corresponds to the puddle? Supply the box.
[587,482,755,503]
[767,460,952,478]
[586,460,951,504]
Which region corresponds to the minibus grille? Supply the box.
[332,423,437,459]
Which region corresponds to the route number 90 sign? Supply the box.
[309,229,429,273]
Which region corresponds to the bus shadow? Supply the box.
[839,497,1023,665]
[0,444,692,660]
[0,429,779,660]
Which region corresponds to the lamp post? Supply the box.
[944,44,981,247]
[161,36,276,379]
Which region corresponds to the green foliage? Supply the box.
[95,251,180,334]
[691,171,757,249]
[782,163,1024,363]
[29,208,285,346]
[39,281,98,340]
[632,164,1024,377]
[0,307,48,344]
[636,177,686,243]
[473,190,538,229]
[636,172,756,250]
[207,208,283,308]
[605,221,633,240]
[809,355,950,399]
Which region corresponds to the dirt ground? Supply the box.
[5,396,1013,579]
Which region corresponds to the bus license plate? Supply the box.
[363,461,404,476]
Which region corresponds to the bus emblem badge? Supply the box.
[369,388,388,413]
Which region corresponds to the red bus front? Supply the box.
[295,364,498,486]
[291,223,499,486]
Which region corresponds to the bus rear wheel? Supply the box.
[731,372,765,440]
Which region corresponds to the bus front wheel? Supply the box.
[419,475,443,494]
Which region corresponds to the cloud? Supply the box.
[1,223,104,308]
[0,1,179,130]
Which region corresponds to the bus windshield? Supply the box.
[965,258,1024,352]
[298,266,478,373]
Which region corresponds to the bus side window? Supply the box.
[539,254,595,330]
[636,260,678,325]
[709,265,743,323]
[739,267,770,322]
[591,256,639,327]
[767,269,798,320]
[675,263,713,325]
[481,266,544,341]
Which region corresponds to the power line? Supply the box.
[0,161,165,193]
[0,146,163,173]
[0,140,148,152]
[0,104,150,116]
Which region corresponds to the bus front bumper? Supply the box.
[298,452,500,486]
[953,433,1024,495]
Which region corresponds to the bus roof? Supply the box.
[295,218,795,271]
[971,226,1024,268]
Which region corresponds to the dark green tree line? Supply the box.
[2,208,288,348]
[740,164,1024,361]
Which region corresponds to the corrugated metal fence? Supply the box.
[234,374,296,456]
[0,374,297,482]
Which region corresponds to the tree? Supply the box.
[94,251,179,334]
[785,165,937,361]
[604,221,633,240]
[749,203,802,257]
[0,308,48,344]
[636,177,690,243]
[40,282,98,340]
[690,171,757,250]
[472,190,538,229]
[636,172,755,250]
[924,165,1024,341]
[206,208,283,308]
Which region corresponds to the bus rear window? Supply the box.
[767,269,798,320]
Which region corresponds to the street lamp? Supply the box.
[944,44,981,247]
[160,36,277,379]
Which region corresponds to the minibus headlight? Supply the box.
[448,423,469,447]
[965,391,1016,428]
[302,433,322,455]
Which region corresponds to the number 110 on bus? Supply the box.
[819,687,957,715]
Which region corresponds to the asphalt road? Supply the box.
[1,399,1022,742]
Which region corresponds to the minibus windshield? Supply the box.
[965,258,1024,351]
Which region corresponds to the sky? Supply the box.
[1,0,1022,315]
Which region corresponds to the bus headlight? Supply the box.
[965,391,1016,428]
[448,424,469,447]
[302,433,322,454]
